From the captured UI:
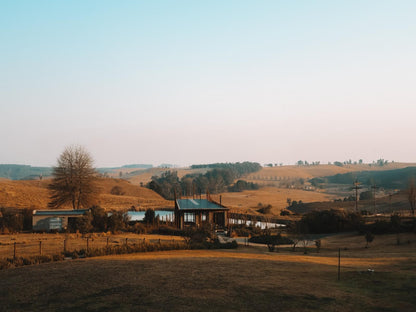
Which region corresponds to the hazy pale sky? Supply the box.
[1,0,415,167]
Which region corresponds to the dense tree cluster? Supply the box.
[148,162,262,200]
[228,180,259,192]
[190,162,262,177]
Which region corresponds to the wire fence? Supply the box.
[0,235,185,260]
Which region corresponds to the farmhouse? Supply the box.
[32,209,89,231]
[174,197,229,229]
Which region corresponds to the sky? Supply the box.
[1,0,415,167]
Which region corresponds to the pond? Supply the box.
[127,210,174,222]
[126,211,285,229]
[229,218,285,229]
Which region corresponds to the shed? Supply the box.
[32,209,89,231]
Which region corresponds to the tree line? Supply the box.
[148,162,262,200]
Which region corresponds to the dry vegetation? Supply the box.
[0,233,184,259]
[247,163,416,182]
[1,233,415,311]
[219,187,338,215]
[2,163,414,214]
[0,178,172,211]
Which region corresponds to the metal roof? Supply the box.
[33,209,89,216]
[176,199,227,210]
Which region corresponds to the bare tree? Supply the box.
[48,145,98,209]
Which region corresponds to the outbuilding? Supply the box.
[32,209,89,231]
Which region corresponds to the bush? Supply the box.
[107,211,128,233]
[298,210,363,234]
[151,225,184,236]
[280,210,291,216]
[257,204,272,214]
[110,186,125,195]
[143,209,156,225]
[249,234,293,245]
[359,191,374,201]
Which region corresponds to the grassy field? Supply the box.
[246,163,416,182]
[1,233,415,311]
[218,187,339,215]
[0,178,172,210]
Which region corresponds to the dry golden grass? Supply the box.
[1,233,416,311]
[0,178,172,210]
[218,187,338,215]
[247,163,416,182]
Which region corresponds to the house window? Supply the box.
[201,213,207,222]
[184,212,195,223]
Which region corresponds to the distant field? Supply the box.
[218,187,339,214]
[247,163,416,183]
[1,233,415,311]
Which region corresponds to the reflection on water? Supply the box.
[126,211,285,229]
[229,218,285,229]
[127,210,174,222]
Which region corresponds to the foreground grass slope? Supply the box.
[1,233,415,312]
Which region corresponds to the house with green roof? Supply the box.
[174,197,229,229]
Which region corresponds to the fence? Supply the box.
[0,234,185,260]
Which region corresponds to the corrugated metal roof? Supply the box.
[176,199,227,210]
[33,209,89,216]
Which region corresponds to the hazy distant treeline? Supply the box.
[310,166,416,189]
[190,162,262,176]
[0,165,52,180]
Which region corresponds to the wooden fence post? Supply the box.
[106,237,109,248]
[64,239,67,253]
[125,238,128,246]
[338,248,341,281]
[13,242,16,259]
[39,241,42,256]
[87,238,89,252]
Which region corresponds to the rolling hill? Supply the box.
[0,178,172,211]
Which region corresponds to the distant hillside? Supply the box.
[0,178,172,210]
[0,164,52,180]
[310,167,416,190]
[98,164,153,172]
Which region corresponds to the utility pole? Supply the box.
[371,184,378,214]
[338,248,341,281]
[352,180,361,213]
[389,193,393,214]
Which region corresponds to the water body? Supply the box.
[229,219,285,229]
[127,210,174,222]
[127,211,285,229]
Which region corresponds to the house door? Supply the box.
[213,212,225,227]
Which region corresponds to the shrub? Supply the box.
[249,234,293,245]
[110,186,125,195]
[298,210,363,234]
[257,204,272,214]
